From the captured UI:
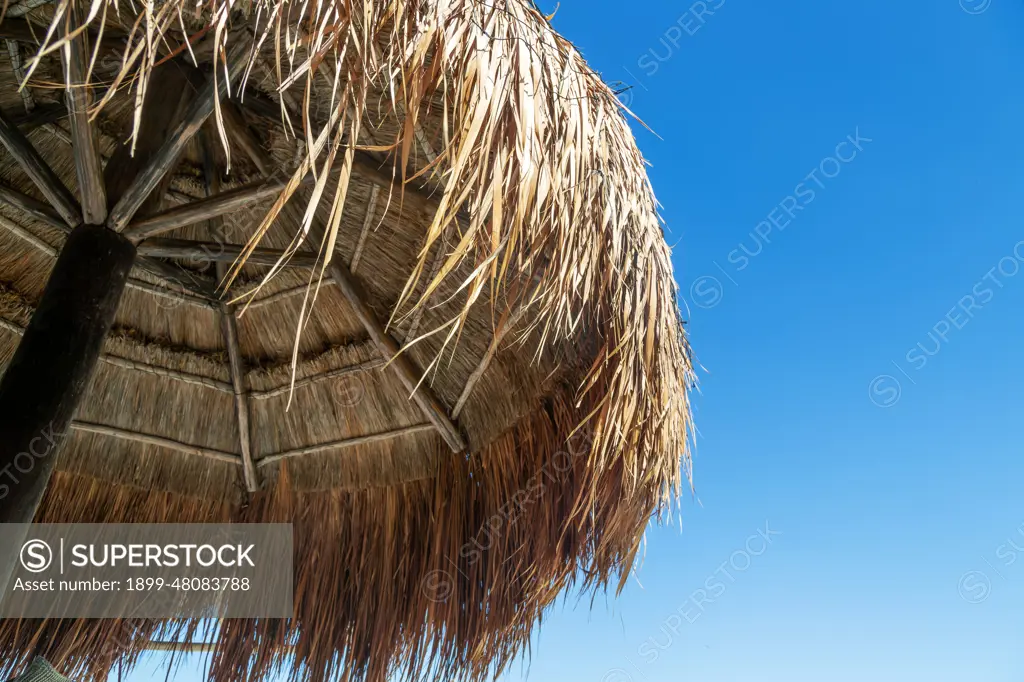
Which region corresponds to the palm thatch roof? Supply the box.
[0,0,694,680]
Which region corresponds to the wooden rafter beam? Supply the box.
[106,42,249,231]
[137,238,319,268]
[0,106,80,226]
[123,175,305,241]
[319,246,466,452]
[201,122,261,491]
[61,5,107,224]
[0,182,66,230]
[132,256,219,301]
[217,269,260,491]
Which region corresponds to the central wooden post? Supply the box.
[0,224,136,588]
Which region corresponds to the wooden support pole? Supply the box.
[0,107,81,226]
[106,42,249,231]
[61,7,107,224]
[137,238,319,268]
[122,176,303,241]
[0,223,136,590]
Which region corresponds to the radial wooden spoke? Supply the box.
[137,238,319,268]
[217,266,261,491]
[0,182,66,230]
[317,238,466,452]
[61,6,107,224]
[123,175,306,241]
[106,42,249,231]
[132,256,220,301]
[0,107,81,226]
[201,123,261,492]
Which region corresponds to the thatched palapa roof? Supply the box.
[0,0,694,680]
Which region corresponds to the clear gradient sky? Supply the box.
[122,2,1024,680]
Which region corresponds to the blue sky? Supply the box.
[122,2,1024,681]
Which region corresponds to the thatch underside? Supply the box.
[0,0,695,680]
